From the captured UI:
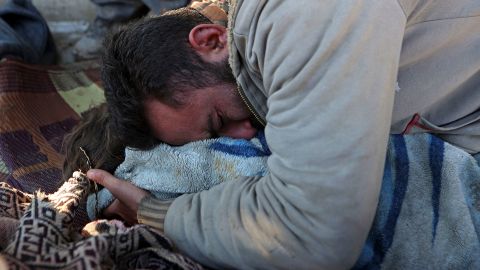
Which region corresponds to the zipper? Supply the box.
[236,86,266,127]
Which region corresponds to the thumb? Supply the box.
[87,169,119,188]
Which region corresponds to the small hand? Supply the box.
[87,169,149,225]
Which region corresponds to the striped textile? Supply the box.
[354,134,480,269]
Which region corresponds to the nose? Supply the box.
[218,119,258,139]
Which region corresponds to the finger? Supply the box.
[87,169,121,188]
[103,200,122,219]
[87,169,148,205]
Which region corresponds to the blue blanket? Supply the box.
[87,132,480,269]
[354,134,480,269]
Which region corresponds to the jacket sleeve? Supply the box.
[162,1,406,269]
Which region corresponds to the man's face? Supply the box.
[144,82,258,146]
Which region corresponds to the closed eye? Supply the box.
[218,114,225,129]
[207,114,217,138]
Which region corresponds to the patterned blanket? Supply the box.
[0,172,202,269]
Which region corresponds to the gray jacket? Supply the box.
[164,0,480,269]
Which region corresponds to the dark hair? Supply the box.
[62,104,125,181]
[102,8,234,149]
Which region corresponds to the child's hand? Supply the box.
[87,169,149,225]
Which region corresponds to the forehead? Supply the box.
[143,95,213,145]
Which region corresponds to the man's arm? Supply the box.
[158,1,407,269]
[86,1,409,268]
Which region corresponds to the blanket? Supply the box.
[354,134,480,269]
[88,132,480,269]
[0,172,203,269]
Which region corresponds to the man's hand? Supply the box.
[87,169,149,225]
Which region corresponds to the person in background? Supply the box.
[73,0,189,60]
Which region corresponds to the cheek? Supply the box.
[227,97,250,119]
[148,120,166,141]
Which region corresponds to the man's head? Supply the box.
[102,8,257,148]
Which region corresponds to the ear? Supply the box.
[188,24,228,62]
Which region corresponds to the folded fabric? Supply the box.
[86,131,270,219]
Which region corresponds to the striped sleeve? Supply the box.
[137,196,173,232]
